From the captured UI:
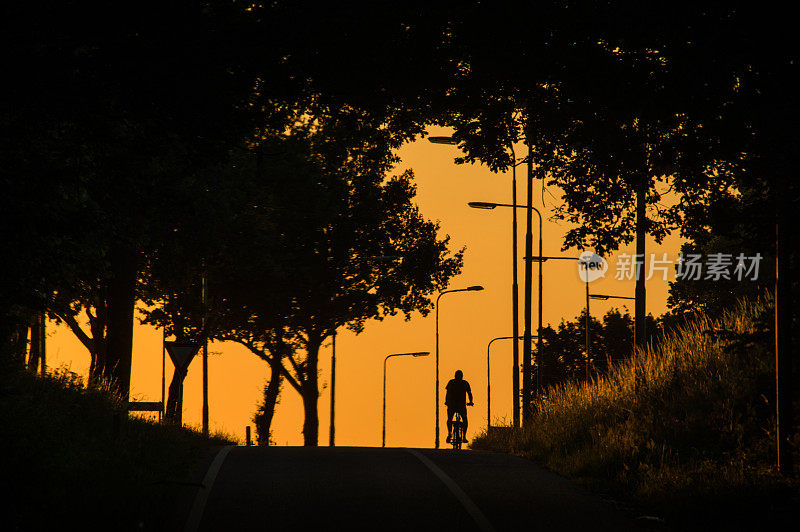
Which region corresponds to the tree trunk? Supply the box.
[301,386,319,446]
[104,246,137,399]
[254,357,283,445]
[1,315,29,367]
[165,367,187,424]
[88,352,97,386]
[27,314,40,372]
[13,320,30,368]
[58,304,106,386]
[301,337,321,446]
[89,296,108,387]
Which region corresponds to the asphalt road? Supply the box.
[175,446,642,532]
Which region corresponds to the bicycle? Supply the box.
[450,402,473,450]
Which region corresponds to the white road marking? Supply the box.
[184,445,234,532]
[407,449,497,532]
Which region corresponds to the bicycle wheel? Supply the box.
[452,414,462,450]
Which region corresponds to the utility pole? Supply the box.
[634,177,647,349]
[385,351,429,447]
[585,266,590,381]
[161,329,165,423]
[522,141,534,424]
[202,268,209,437]
[537,209,544,396]
[633,177,647,398]
[510,147,520,429]
[435,286,484,447]
[775,175,793,474]
[329,331,336,447]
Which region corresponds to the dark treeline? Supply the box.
[0,1,465,445]
[538,308,661,388]
[2,2,797,446]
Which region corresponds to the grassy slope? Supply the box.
[472,296,799,529]
[0,364,233,531]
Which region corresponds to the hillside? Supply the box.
[0,362,232,531]
[473,296,799,529]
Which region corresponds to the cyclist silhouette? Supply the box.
[445,370,474,443]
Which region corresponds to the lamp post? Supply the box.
[430,136,542,425]
[430,135,524,428]
[527,254,583,389]
[329,255,402,447]
[589,295,636,301]
[468,195,526,428]
[160,329,165,423]
[589,294,636,372]
[428,137,524,428]
[329,330,336,446]
[583,261,590,381]
[435,286,484,448]
[469,201,543,414]
[201,266,209,437]
[486,335,527,428]
[383,351,430,447]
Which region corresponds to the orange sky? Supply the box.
[45,126,685,448]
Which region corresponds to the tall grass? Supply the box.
[472,295,798,526]
[0,362,232,531]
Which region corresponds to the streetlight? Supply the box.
[581,261,591,381]
[329,254,404,447]
[524,256,611,381]
[383,351,430,447]
[430,134,523,429]
[464,146,524,428]
[588,293,636,371]
[589,294,636,301]
[469,201,543,420]
[329,330,336,446]
[201,267,208,437]
[468,200,523,428]
[578,252,628,380]
[527,254,585,382]
[435,285,484,448]
[429,134,532,425]
[529,254,594,380]
[485,335,527,428]
[428,136,457,145]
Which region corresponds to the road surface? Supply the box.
[173,446,643,531]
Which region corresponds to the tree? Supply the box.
[47,283,109,386]
[1,1,262,396]
[253,371,284,446]
[386,3,784,418]
[538,307,659,391]
[276,163,463,445]
[139,123,464,445]
[221,127,462,445]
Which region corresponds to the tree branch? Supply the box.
[58,312,95,354]
[285,353,305,385]
[233,337,303,392]
[277,359,303,392]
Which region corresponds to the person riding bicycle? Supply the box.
[445,370,473,443]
